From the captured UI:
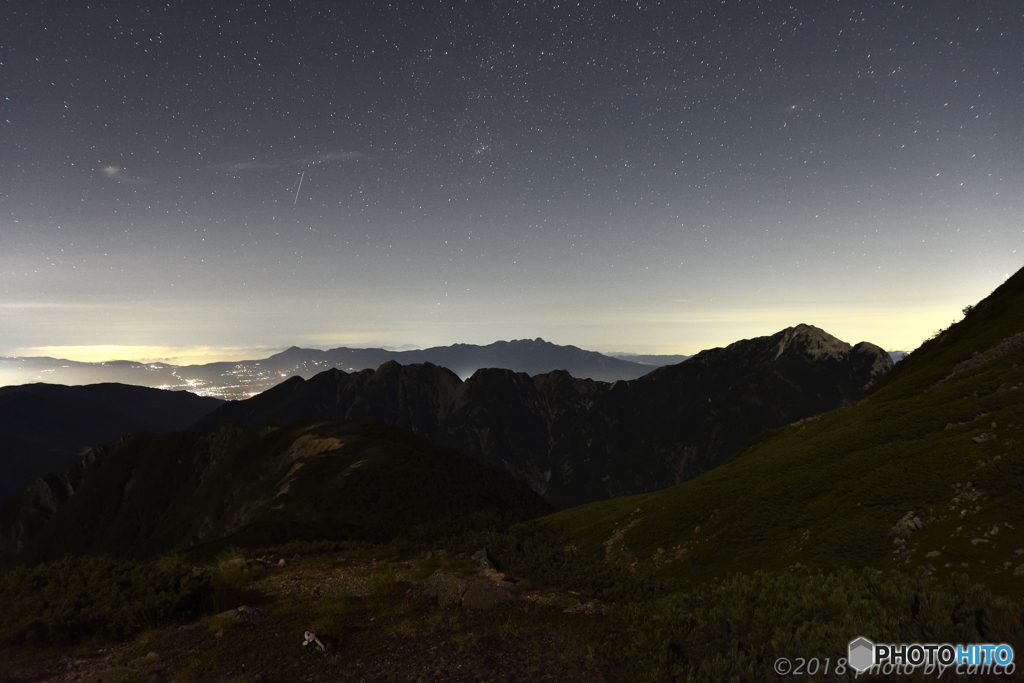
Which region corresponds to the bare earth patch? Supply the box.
[0,555,602,683]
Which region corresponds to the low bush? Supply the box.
[365,564,402,600]
[600,568,1024,682]
[0,556,211,646]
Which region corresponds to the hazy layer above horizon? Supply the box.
[2,3,1020,359]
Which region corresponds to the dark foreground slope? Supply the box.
[195,325,892,509]
[0,383,223,501]
[542,268,1024,598]
[0,420,550,568]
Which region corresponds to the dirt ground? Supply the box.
[0,554,606,683]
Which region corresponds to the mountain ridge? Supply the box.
[0,338,688,399]
[0,420,551,568]
[0,384,222,501]
[194,324,892,509]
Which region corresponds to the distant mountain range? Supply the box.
[0,323,894,566]
[0,384,223,501]
[0,339,691,399]
[194,324,893,509]
[0,331,900,508]
[606,352,692,366]
[264,338,685,382]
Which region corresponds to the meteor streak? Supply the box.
[294,170,305,205]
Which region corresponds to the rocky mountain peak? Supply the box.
[773,324,851,362]
[850,341,896,388]
[509,337,552,348]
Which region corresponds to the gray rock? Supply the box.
[407,568,467,606]
[891,511,924,538]
[407,567,515,612]
[472,548,497,572]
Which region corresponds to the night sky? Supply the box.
[3,1,1022,364]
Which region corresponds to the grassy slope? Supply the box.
[542,267,1024,598]
[8,420,550,566]
[180,420,552,556]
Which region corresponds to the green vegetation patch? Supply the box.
[3,532,1022,682]
[600,568,1024,682]
[0,555,211,646]
[445,524,670,602]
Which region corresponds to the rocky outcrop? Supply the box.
[891,511,924,538]
[193,325,892,510]
[934,331,1024,387]
[0,441,110,561]
[218,605,269,624]
[407,568,516,612]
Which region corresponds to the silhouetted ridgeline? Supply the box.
[0,384,223,501]
[194,324,893,509]
[0,338,685,397]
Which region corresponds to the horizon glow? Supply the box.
[2,3,1021,365]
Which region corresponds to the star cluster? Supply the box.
[2,1,1022,360]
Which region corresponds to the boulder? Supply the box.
[891,512,923,538]
[407,568,516,612]
[407,568,467,606]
